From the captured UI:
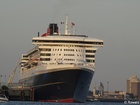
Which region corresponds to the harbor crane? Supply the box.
[7,61,19,84]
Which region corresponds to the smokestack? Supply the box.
[49,23,58,35]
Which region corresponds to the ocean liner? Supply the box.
[19,17,103,102]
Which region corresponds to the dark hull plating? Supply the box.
[19,68,94,102]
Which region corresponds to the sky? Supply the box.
[0,0,140,92]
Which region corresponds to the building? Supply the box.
[93,87,99,98]
[127,75,140,99]
[98,82,104,96]
[93,82,104,97]
[104,91,124,99]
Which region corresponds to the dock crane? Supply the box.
[7,61,19,84]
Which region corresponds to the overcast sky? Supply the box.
[0,0,140,92]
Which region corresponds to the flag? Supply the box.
[71,22,75,26]
[61,22,64,24]
[41,33,47,37]
[41,28,50,37]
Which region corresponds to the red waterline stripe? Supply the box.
[39,98,74,103]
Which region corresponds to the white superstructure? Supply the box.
[19,18,103,81]
[19,35,103,79]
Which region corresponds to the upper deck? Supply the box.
[32,34,103,47]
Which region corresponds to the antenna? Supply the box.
[65,16,69,35]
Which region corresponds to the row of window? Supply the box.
[40,58,50,61]
[40,44,97,48]
[64,49,74,51]
[86,55,95,57]
[43,53,75,56]
[64,59,75,61]
[40,58,95,63]
[86,50,96,53]
[23,55,28,58]
[40,53,94,57]
[53,49,84,52]
[40,48,96,53]
[40,49,51,51]
[86,60,95,63]
[52,49,85,52]
[40,58,75,61]
[22,50,39,59]
[40,53,51,56]
[53,49,62,51]
[33,40,103,45]
[64,54,74,56]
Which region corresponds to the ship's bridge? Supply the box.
[32,35,103,47]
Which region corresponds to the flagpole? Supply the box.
[71,22,76,35]
[60,22,65,35]
[73,26,75,35]
[59,23,61,35]
[65,16,69,35]
[74,26,76,35]
[0,75,2,84]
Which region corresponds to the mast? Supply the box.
[65,16,69,35]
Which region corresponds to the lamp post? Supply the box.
[107,82,109,96]
[0,75,2,88]
[0,75,2,82]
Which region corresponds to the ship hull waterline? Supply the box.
[19,68,94,102]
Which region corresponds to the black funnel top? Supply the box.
[49,23,58,35]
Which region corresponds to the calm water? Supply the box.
[0,101,136,105]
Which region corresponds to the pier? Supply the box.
[0,83,34,101]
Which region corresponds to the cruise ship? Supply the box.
[19,17,103,102]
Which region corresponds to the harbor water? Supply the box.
[0,101,136,105]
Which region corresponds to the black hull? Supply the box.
[19,68,94,102]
